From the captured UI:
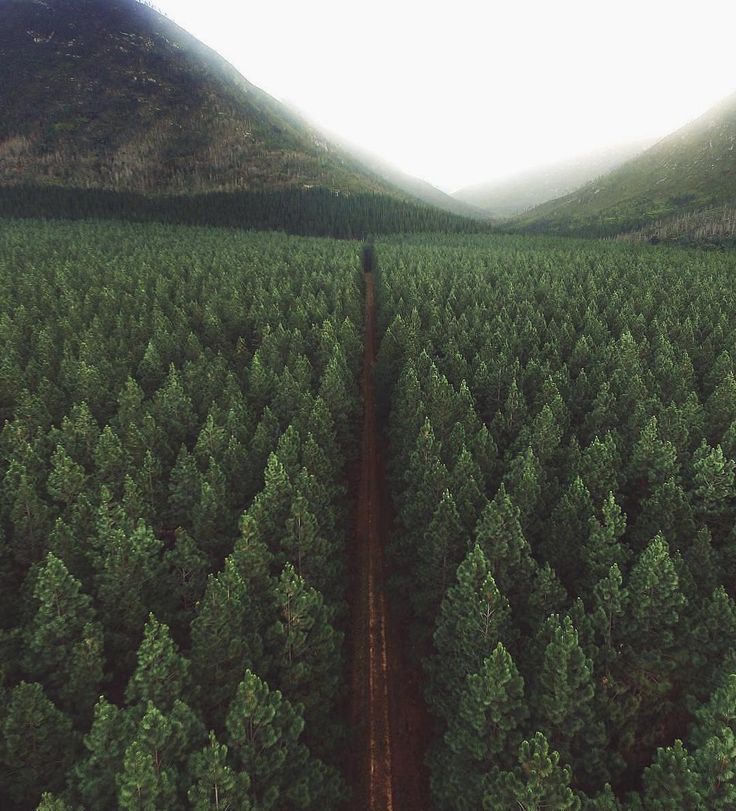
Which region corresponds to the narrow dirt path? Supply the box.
[352,269,394,810]
[350,268,431,811]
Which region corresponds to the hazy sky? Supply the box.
[152,0,736,192]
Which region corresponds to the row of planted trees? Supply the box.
[374,233,736,808]
[0,219,364,809]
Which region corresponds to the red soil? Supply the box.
[350,271,431,811]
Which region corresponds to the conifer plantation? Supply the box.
[3,215,736,809]
[375,234,736,808]
[0,219,361,809]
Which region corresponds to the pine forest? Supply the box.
[1,217,736,808]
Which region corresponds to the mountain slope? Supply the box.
[453,141,651,218]
[517,92,736,235]
[0,0,423,197]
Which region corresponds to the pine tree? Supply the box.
[689,674,736,808]
[525,402,563,466]
[137,340,165,395]
[318,345,356,456]
[682,527,720,601]
[225,670,310,810]
[194,411,228,468]
[640,741,703,810]
[74,697,135,811]
[415,488,466,622]
[281,490,331,588]
[426,544,511,723]
[152,365,196,461]
[525,561,568,631]
[168,445,202,531]
[230,513,276,640]
[625,533,686,661]
[691,441,736,535]
[581,493,628,595]
[1,682,76,807]
[95,517,163,675]
[268,564,342,754]
[117,704,180,811]
[633,476,695,551]
[495,378,527,447]
[472,423,498,490]
[501,446,542,535]
[395,417,448,568]
[579,433,620,506]
[138,447,164,518]
[628,416,677,494]
[688,587,736,705]
[94,425,131,496]
[433,643,527,811]
[474,485,535,607]
[545,475,595,589]
[485,732,580,811]
[26,552,105,718]
[584,381,618,442]
[618,534,687,765]
[705,371,736,443]
[162,528,208,635]
[450,445,486,537]
[55,401,99,469]
[190,558,264,730]
[4,458,50,566]
[36,794,73,811]
[187,731,249,810]
[47,444,86,506]
[126,614,189,713]
[532,614,608,788]
[192,456,232,563]
[247,453,294,551]
[590,564,627,675]
[305,396,342,482]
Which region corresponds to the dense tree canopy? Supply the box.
[0,219,361,809]
[375,232,736,807]
[3,218,736,808]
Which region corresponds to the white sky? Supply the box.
[151,0,736,192]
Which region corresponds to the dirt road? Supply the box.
[350,269,431,811]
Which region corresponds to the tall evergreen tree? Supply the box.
[25,552,105,718]
[125,613,189,713]
[625,533,686,661]
[433,643,527,811]
[415,488,466,622]
[426,544,511,723]
[1,682,76,807]
[485,732,580,811]
[226,670,341,810]
[395,417,448,569]
[474,485,535,608]
[74,697,135,811]
[190,557,264,730]
[532,615,608,788]
[117,701,201,811]
[187,731,249,810]
[581,493,628,595]
[268,564,342,753]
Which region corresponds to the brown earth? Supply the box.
[349,269,432,810]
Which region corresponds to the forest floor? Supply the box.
[349,269,431,811]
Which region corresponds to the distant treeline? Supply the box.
[0,185,487,238]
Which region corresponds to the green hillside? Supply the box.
[517,92,736,236]
[0,0,402,196]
